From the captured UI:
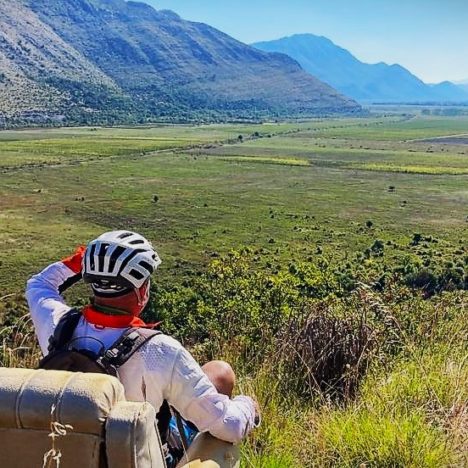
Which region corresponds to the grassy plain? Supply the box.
[1,115,467,289]
[0,119,371,167]
[0,114,467,466]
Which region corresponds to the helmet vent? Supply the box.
[89,243,96,270]
[118,232,133,239]
[139,261,154,274]
[129,269,144,281]
[108,245,126,271]
[129,239,145,245]
[98,243,109,271]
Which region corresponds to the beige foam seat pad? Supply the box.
[0,367,125,434]
[176,433,240,468]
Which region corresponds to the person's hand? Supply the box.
[62,245,86,274]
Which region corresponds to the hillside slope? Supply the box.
[0,0,118,123]
[253,34,468,103]
[0,1,360,125]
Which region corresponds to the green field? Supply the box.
[0,114,467,467]
[1,115,466,289]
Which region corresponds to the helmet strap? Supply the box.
[134,287,144,307]
[134,280,150,308]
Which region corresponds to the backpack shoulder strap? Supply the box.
[47,308,82,353]
[97,328,161,370]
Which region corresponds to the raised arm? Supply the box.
[25,246,85,353]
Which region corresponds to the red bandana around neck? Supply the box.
[82,305,158,329]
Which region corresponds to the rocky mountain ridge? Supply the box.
[0,1,360,125]
[253,34,468,104]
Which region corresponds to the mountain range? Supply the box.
[0,0,360,126]
[455,80,468,94]
[253,34,468,104]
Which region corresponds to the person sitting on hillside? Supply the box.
[26,230,258,464]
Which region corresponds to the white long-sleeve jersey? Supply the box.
[26,260,256,444]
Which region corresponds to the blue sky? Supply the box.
[146,0,468,84]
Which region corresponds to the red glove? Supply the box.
[62,245,86,274]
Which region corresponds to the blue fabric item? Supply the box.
[165,415,199,466]
[169,415,198,447]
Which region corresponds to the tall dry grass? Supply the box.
[0,293,41,368]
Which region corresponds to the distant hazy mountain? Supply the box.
[253,34,468,103]
[427,81,468,101]
[0,1,360,125]
[454,79,468,94]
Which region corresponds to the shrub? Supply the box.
[403,264,467,296]
[405,268,438,295]
[152,252,347,370]
[371,239,385,253]
[411,233,423,245]
[438,267,466,291]
[276,297,376,400]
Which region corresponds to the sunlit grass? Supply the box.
[348,163,468,175]
[310,346,467,467]
[220,156,310,166]
[0,137,196,167]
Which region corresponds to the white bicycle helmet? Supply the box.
[82,230,161,295]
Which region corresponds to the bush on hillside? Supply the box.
[404,265,466,296]
[276,297,376,400]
